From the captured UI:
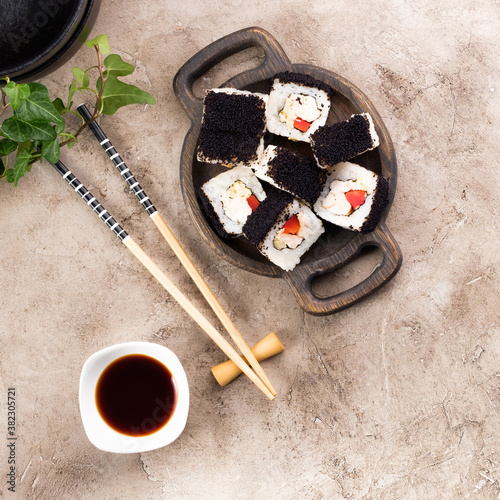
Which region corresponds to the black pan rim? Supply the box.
[0,0,98,81]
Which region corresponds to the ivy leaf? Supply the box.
[2,116,32,142]
[56,121,65,134]
[40,138,60,163]
[27,120,58,140]
[97,74,155,115]
[53,97,66,114]
[68,81,77,109]
[2,116,57,142]
[0,138,17,156]
[103,54,134,77]
[50,102,66,133]
[15,86,65,127]
[4,81,31,110]
[73,67,90,90]
[27,82,47,94]
[6,148,32,186]
[0,157,4,177]
[85,34,110,54]
[17,140,32,153]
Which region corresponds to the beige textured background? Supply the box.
[1,0,500,498]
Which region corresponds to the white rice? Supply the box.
[197,137,266,168]
[259,199,324,271]
[206,87,269,102]
[266,81,330,142]
[252,145,279,187]
[201,166,266,236]
[363,112,380,149]
[313,162,378,232]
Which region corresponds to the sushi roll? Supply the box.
[199,166,267,239]
[266,72,332,142]
[253,145,327,206]
[243,189,324,271]
[313,162,389,233]
[310,113,380,169]
[197,88,268,168]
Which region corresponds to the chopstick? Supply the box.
[50,159,275,401]
[76,104,277,397]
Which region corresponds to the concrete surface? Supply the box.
[1,0,499,498]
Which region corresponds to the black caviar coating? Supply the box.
[198,128,261,166]
[359,174,390,233]
[243,189,294,247]
[273,71,335,101]
[311,114,376,168]
[198,188,234,239]
[202,91,267,136]
[266,146,327,206]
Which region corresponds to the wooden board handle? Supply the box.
[173,26,292,121]
[283,223,403,316]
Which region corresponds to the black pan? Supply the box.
[0,0,100,82]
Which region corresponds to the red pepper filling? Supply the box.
[282,214,300,234]
[246,194,260,212]
[293,117,311,132]
[345,190,366,210]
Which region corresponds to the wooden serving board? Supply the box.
[173,27,402,316]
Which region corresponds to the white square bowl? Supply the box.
[79,342,189,453]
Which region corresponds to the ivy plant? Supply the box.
[0,35,155,186]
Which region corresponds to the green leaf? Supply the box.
[4,81,30,109]
[85,34,110,54]
[27,82,47,94]
[6,148,32,186]
[97,74,155,115]
[57,122,65,135]
[103,54,134,77]
[0,158,5,177]
[17,140,31,152]
[2,116,57,142]
[27,120,58,141]
[0,138,17,156]
[2,116,32,141]
[53,97,66,114]
[72,67,90,90]
[41,139,60,163]
[15,86,64,127]
[67,81,77,109]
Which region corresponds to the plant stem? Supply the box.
[59,47,106,148]
[93,46,107,118]
[76,87,98,96]
[58,113,99,148]
[65,108,87,123]
[0,88,9,117]
[28,153,41,166]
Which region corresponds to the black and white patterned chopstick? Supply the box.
[49,157,274,399]
[51,160,129,242]
[73,106,277,396]
[76,104,157,217]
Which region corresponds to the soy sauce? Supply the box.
[96,354,178,437]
